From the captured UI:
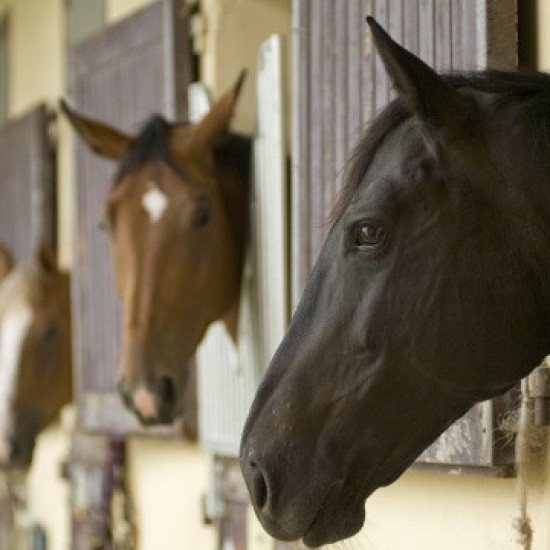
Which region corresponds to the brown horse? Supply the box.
[62,73,251,425]
[0,243,72,468]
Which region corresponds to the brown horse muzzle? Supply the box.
[117,375,178,425]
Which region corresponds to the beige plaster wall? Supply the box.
[0,0,64,118]
[127,439,215,550]
[26,421,72,550]
[534,0,550,71]
[200,0,291,134]
[360,457,550,550]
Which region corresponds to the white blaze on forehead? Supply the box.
[142,184,168,223]
[0,306,32,412]
[0,305,32,461]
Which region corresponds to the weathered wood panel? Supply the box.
[69,0,192,435]
[0,105,55,261]
[293,0,518,472]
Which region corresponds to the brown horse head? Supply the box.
[0,242,72,468]
[62,73,251,425]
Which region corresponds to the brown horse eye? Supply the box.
[194,204,210,227]
[40,323,59,344]
[352,220,386,249]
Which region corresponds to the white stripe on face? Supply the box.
[0,305,32,461]
[142,185,168,223]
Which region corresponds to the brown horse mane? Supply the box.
[115,114,251,186]
[331,69,550,223]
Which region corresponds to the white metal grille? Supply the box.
[195,34,288,457]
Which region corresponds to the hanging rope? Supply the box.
[513,379,535,550]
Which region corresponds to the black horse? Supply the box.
[240,17,550,548]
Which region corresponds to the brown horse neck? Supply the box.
[215,132,252,340]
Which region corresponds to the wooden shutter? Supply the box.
[69,0,192,435]
[0,105,55,260]
[293,0,517,474]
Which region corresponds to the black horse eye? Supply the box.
[352,220,387,250]
[194,203,210,227]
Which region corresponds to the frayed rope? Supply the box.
[511,378,540,550]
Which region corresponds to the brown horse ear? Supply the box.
[366,17,475,134]
[0,244,13,282]
[60,99,132,161]
[191,69,247,151]
[36,241,58,274]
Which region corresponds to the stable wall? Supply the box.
[360,455,550,550]
[9,1,547,549]
[200,0,291,134]
[0,1,214,549]
[0,0,292,548]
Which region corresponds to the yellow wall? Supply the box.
[128,439,215,550]
[27,428,70,548]
[200,0,291,133]
[106,0,155,24]
[535,0,550,71]
[0,0,64,118]
[360,458,550,550]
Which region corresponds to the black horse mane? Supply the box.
[331,69,550,222]
[115,115,173,182]
[115,114,251,185]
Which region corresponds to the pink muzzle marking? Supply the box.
[132,387,158,419]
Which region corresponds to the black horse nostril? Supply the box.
[157,375,176,405]
[249,460,268,511]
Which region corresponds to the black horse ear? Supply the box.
[366,17,475,135]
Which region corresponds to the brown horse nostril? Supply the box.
[247,460,269,511]
[157,375,176,405]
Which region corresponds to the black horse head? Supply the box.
[241,18,550,547]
